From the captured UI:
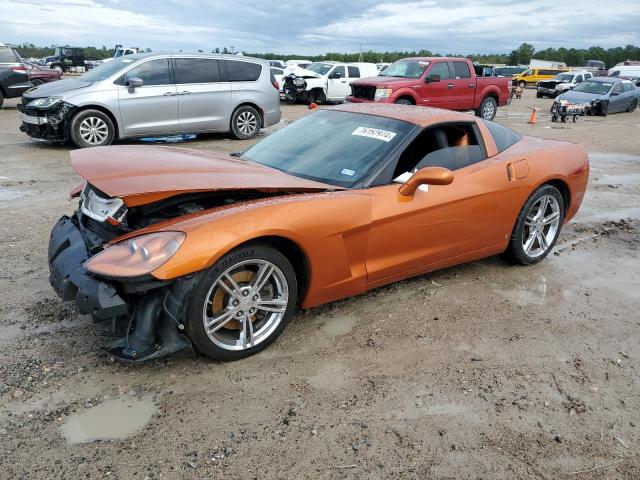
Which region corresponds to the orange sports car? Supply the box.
[48,103,589,362]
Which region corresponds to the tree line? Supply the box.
[13,42,640,68]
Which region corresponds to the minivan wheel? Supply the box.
[184,244,297,361]
[230,105,261,140]
[69,109,115,148]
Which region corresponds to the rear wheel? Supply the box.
[475,96,497,120]
[230,105,261,140]
[69,109,115,148]
[505,185,564,265]
[184,244,297,361]
[627,99,637,112]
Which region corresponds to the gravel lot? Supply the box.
[1,90,639,479]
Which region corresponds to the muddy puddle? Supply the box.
[494,276,576,306]
[60,397,156,444]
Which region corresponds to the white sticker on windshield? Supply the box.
[352,127,397,142]
[341,168,356,176]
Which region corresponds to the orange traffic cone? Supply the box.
[528,107,537,124]
[308,102,318,110]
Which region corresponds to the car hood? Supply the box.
[24,78,93,99]
[71,145,341,206]
[557,90,603,103]
[351,76,414,87]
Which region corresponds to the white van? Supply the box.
[609,65,640,78]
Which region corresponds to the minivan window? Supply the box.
[224,60,261,81]
[0,46,19,63]
[452,62,471,79]
[348,66,360,78]
[117,59,171,86]
[175,58,221,84]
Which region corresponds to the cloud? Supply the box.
[0,0,638,54]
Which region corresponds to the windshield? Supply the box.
[79,57,136,82]
[554,74,574,82]
[305,63,334,75]
[573,80,614,95]
[114,50,124,58]
[241,110,415,187]
[380,60,430,79]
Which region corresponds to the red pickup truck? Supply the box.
[347,57,511,120]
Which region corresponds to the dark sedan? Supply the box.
[556,77,639,116]
[26,62,62,86]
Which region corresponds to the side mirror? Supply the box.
[425,74,441,83]
[329,71,342,79]
[127,76,144,90]
[399,167,454,196]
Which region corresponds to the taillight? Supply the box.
[11,66,28,73]
[272,80,280,90]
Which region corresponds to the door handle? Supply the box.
[447,83,453,89]
[163,92,176,96]
[178,91,191,95]
[469,83,475,88]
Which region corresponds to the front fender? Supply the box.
[149,191,372,307]
[388,88,418,104]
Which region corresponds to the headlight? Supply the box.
[84,232,185,278]
[374,89,392,101]
[27,97,62,109]
[293,78,305,86]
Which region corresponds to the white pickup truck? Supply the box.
[102,46,140,63]
[282,61,378,104]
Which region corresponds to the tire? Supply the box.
[52,65,63,74]
[599,100,608,117]
[505,185,565,265]
[30,79,45,87]
[536,92,543,98]
[0,90,4,108]
[475,96,497,121]
[69,109,115,148]
[230,105,261,140]
[394,98,413,105]
[184,244,298,361]
[627,99,637,113]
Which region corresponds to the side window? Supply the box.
[347,66,360,78]
[612,83,623,93]
[623,82,633,92]
[392,123,484,179]
[575,75,583,83]
[428,62,451,80]
[585,72,593,79]
[175,58,221,84]
[224,61,262,81]
[452,62,471,79]
[332,66,346,78]
[483,120,522,153]
[119,59,171,86]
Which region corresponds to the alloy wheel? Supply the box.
[202,259,289,351]
[78,116,109,145]
[522,194,561,258]
[236,111,258,136]
[482,100,496,120]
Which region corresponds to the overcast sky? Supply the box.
[2,0,639,54]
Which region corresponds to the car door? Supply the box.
[420,61,454,109]
[327,66,348,99]
[448,61,475,110]
[365,122,519,286]
[173,57,231,132]
[116,58,179,136]
[608,82,625,112]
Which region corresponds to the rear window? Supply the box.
[452,62,471,79]
[175,58,221,83]
[0,46,19,63]
[224,60,262,81]
[483,120,521,153]
[348,66,360,78]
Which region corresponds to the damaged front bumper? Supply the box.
[48,215,195,362]
[18,101,75,142]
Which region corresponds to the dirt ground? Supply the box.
[1,90,639,479]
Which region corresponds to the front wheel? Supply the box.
[505,185,564,265]
[230,105,261,140]
[394,98,413,105]
[69,109,115,148]
[52,65,63,74]
[627,99,637,113]
[475,96,497,120]
[184,244,298,361]
[536,91,544,98]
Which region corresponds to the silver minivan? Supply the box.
[19,53,281,148]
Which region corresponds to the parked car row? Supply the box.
[1,43,61,107]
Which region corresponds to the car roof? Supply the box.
[117,52,268,62]
[591,76,620,82]
[329,103,476,128]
